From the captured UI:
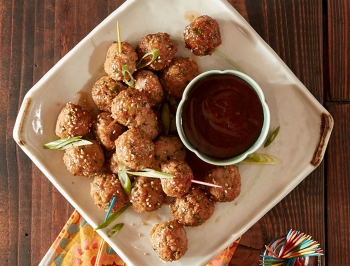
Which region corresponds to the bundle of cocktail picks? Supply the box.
[260,229,324,266]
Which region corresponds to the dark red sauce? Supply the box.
[182,74,264,159]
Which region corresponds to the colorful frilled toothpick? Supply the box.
[260,229,324,266]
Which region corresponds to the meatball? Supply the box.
[129,176,165,213]
[55,102,92,138]
[183,15,222,56]
[108,152,120,174]
[111,88,159,139]
[63,140,104,177]
[134,70,164,107]
[136,32,177,71]
[159,57,199,98]
[90,172,128,212]
[204,165,241,202]
[152,136,186,171]
[93,112,126,150]
[150,220,188,262]
[115,128,154,171]
[160,160,193,197]
[91,75,127,112]
[104,41,138,81]
[170,186,215,227]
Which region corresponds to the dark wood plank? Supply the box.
[0,1,125,265]
[325,103,350,266]
[327,0,350,100]
[227,0,325,265]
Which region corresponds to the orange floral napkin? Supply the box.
[39,210,240,266]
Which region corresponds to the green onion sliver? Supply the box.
[136,49,160,69]
[107,223,124,238]
[95,204,129,230]
[241,153,282,165]
[118,170,131,195]
[43,136,92,150]
[122,65,135,88]
[264,126,280,148]
[127,168,173,179]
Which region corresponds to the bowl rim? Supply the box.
[176,69,271,165]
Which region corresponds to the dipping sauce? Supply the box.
[181,74,264,159]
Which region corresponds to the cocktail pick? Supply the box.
[260,229,323,266]
[95,196,117,266]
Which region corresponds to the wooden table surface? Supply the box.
[1,0,348,265]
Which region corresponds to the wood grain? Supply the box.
[228,0,325,265]
[327,0,350,100]
[0,0,346,265]
[325,104,350,266]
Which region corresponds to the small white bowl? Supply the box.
[176,69,270,165]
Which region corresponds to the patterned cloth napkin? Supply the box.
[39,210,240,266]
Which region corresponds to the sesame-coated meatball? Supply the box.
[150,220,188,262]
[91,75,127,112]
[134,70,164,107]
[160,160,193,197]
[108,152,120,174]
[136,32,177,71]
[204,165,241,202]
[55,102,92,138]
[129,176,165,213]
[104,42,138,81]
[152,136,186,171]
[93,112,126,150]
[183,15,222,56]
[170,186,215,227]
[115,128,154,171]
[63,140,104,177]
[111,88,159,139]
[135,108,160,140]
[90,172,128,212]
[159,57,199,98]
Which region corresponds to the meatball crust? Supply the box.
[111,88,159,139]
[134,70,164,107]
[183,15,222,56]
[160,160,193,197]
[136,32,177,71]
[63,140,105,177]
[170,186,215,227]
[205,165,241,202]
[129,176,165,213]
[90,172,128,212]
[159,57,199,98]
[108,152,120,174]
[115,128,155,171]
[55,102,92,138]
[150,220,188,262]
[91,75,127,112]
[152,136,186,171]
[93,112,126,150]
[104,41,138,81]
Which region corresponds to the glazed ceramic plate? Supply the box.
[13,0,333,265]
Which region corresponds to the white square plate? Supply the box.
[13,0,333,265]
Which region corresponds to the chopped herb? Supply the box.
[95,204,129,230]
[107,223,124,237]
[137,49,160,69]
[118,170,131,195]
[43,136,92,150]
[122,65,135,87]
[241,153,282,165]
[126,168,173,179]
[264,126,280,147]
